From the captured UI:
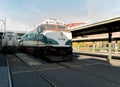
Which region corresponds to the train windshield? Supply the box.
[7,32,14,34]
[44,24,56,29]
[58,25,66,29]
[43,24,66,30]
[7,35,14,37]
[7,32,14,37]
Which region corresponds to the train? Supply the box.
[1,32,18,52]
[19,19,72,61]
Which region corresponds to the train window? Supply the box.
[48,20,56,24]
[7,35,13,37]
[58,21,64,25]
[7,32,14,34]
[44,24,56,29]
[58,25,66,29]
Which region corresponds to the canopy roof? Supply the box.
[71,17,120,37]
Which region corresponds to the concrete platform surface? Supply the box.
[0,67,9,87]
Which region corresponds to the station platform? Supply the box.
[73,51,120,66]
[73,50,120,58]
[0,53,9,87]
[0,67,9,87]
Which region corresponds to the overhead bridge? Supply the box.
[70,17,120,62]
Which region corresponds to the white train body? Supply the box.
[2,32,18,51]
[19,19,72,61]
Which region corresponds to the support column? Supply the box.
[93,41,95,53]
[78,42,81,52]
[77,42,79,51]
[108,32,112,62]
[115,40,118,55]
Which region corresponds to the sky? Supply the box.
[0,0,120,32]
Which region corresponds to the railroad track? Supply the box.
[7,53,57,87]
[6,55,13,87]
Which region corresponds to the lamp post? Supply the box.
[0,17,6,32]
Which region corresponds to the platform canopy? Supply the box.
[70,17,120,37]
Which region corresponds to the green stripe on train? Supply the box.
[65,40,72,45]
[47,38,59,45]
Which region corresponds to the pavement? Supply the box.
[109,59,120,66]
[0,53,9,87]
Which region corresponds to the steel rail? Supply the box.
[6,56,13,87]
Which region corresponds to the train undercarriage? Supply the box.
[19,46,72,61]
[45,46,73,61]
[2,46,17,53]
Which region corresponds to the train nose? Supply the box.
[8,42,13,46]
[7,38,13,46]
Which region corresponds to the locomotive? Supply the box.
[2,32,18,52]
[19,19,72,61]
